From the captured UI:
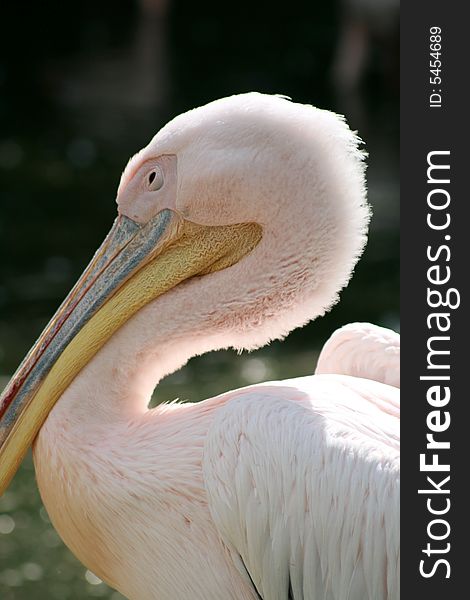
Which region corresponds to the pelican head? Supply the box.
[0,92,368,493]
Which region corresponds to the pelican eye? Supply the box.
[148,167,164,191]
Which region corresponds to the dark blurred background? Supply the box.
[0,0,399,597]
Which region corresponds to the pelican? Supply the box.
[0,93,399,600]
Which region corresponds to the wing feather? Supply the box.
[316,323,400,388]
[203,375,399,600]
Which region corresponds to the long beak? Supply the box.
[0,209,261,494]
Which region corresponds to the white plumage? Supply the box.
[0,93,399,600]
[316,323,400,388]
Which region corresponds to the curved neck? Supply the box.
[45,217,337,429]
[46,277,228,429]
